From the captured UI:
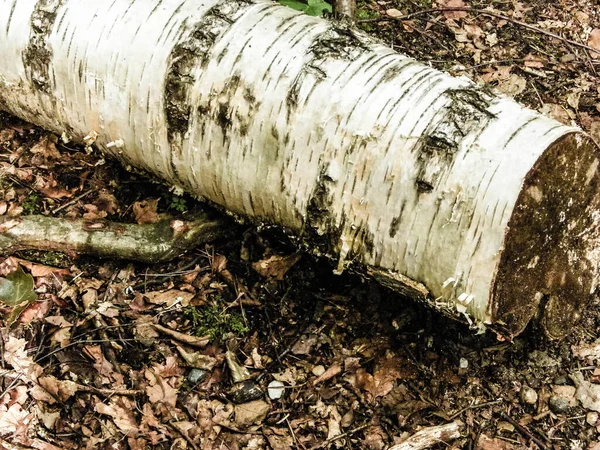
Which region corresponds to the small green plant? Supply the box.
[279,0,332,16]
[38,251,68,267]
[184,298,248,341]
[162,192,188,213]
[22,192,41,214]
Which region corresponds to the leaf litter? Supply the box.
[3,0,600,448]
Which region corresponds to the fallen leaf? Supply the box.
[313,363,342,385]
[95,397,140,436]
[252,253,301,281]
[3,336,43,382]
[588,29,600,54]
[226,350,252,383]
[476,433,518,449]
[0,266,37,306]
[496,73,526,97]
[386,8,403,18]
[234,400,270,427]
[176,345,217,370]
[133,198,160,224]
[144,289,194,307]
[439,0,467,19]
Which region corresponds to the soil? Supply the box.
[2,0,600,449]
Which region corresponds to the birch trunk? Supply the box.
[1,0,599,338]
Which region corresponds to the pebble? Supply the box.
[312,365,325,376]
[548,395,570,414]
[553,375,568,386]
[520,386,538,405]
[459,358,468,369]
[267,380,285,400]
[187,369,208,384]
[229,381,263,404]
[587,412,599,427]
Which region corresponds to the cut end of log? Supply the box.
[492,132,600,339]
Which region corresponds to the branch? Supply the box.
[0,213,229,263]
[388,420,464,450]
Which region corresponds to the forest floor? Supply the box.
[2,0,600,449]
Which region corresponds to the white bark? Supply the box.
[1,0,599,338]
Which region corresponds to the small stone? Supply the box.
[312,365,325,376]
[553,375,568,385]
[229,381,263,404]
[459,358,468,369]
[267,380,285,400]
[549,395,570,414]
[520,386,538,405]
[385,8,403,18]
[587,411,599,427]
[187,369,208,384]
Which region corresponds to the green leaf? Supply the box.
[278,0,331,15]
[0,267,37,307]
[278,0,309,11]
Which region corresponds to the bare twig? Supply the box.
[388,420,464,450]
[499,412,549,450]
[358,7,600,58]
[309,424,368,450]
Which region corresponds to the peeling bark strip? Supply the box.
[22,0,63,92]
[164,0,255,151]
[0,0,599,338]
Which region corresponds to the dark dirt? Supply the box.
[2,0,600,449]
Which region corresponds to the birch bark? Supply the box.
[1,0,599,338]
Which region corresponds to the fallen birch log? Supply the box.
[1,0,599,338]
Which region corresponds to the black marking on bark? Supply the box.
[286,23,372,121]
[305,168,344,257]
[22,0,64,93]
[413,85,495,193]
[503,115,538,150]
[389,205,404,238]
[5,1,17,35]
[164,0,255,151]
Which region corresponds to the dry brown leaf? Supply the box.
[144,368,180,406]
[45,315,72,328]
[386,8,403,18]
[32,376,78,403]
[133,198,160,224]
[540,103,572,125]
[12,258,71,277]
[588,29,600,54]
[18,300,52,324]
[3,336,43,382]
[0,403,32,434]
[176,345,217,370]
[439,0,467,19]
[313,363,342,385]
[234,400,270,427]
[252,253,301,281]
[83,345,115,379]
[95,397,140,436]
[143,289,194,307]
[30,135,62,159]
[476,434,518,449]
[524,53,545,68]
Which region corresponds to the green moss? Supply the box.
[184,296,248,341]
[22,192,41,214]
[37,251,69,267]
